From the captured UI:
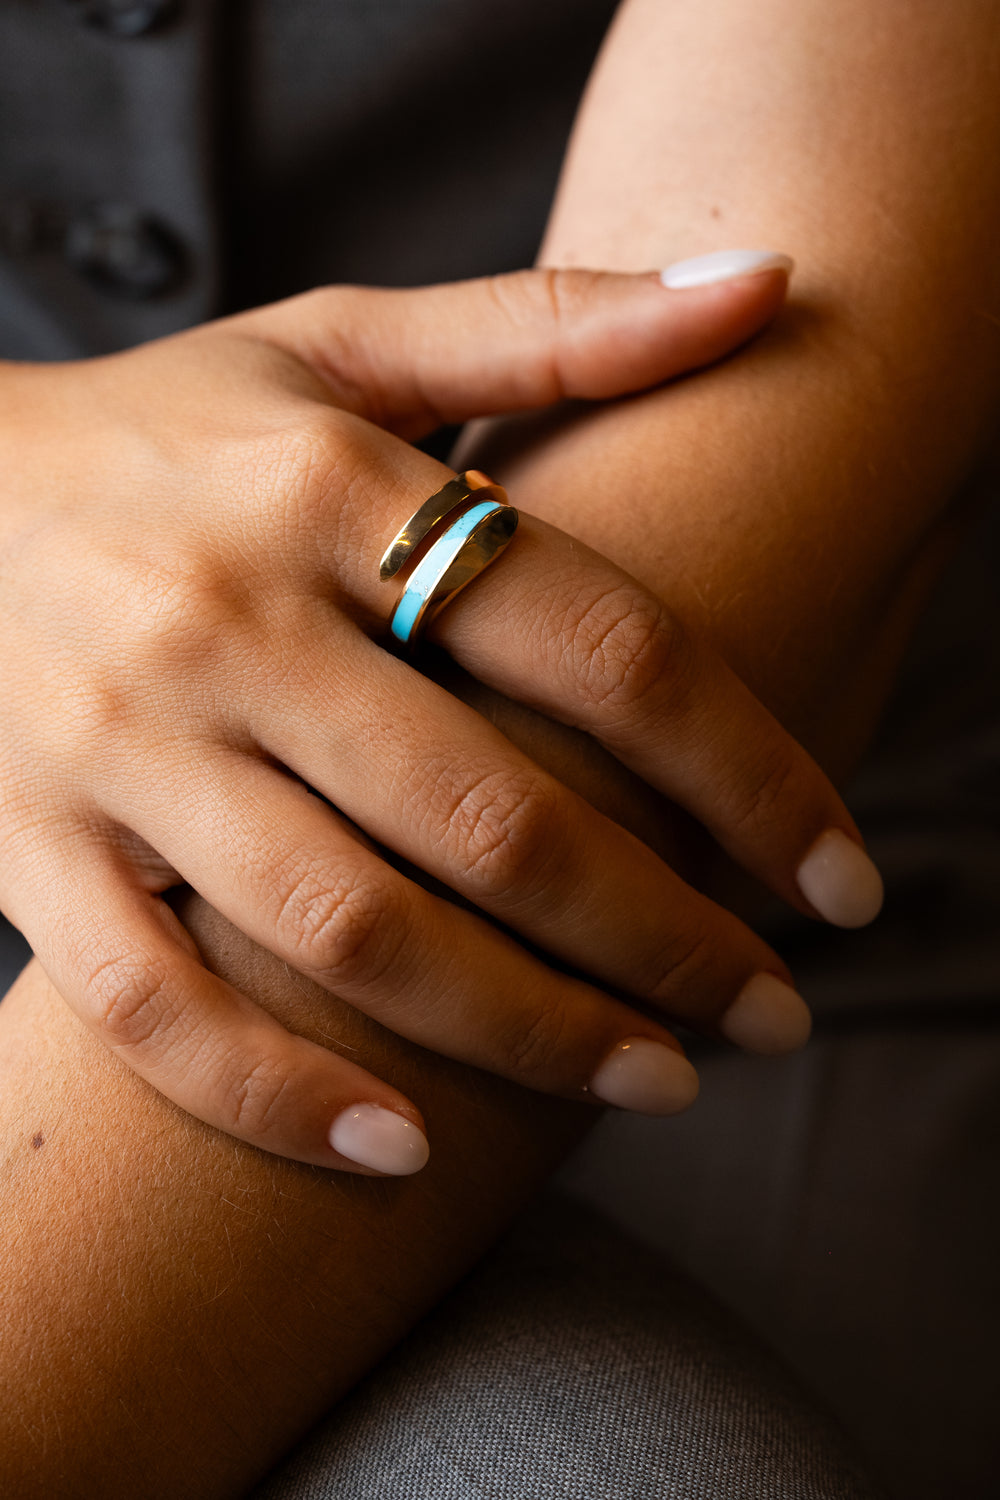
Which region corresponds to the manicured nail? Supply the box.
[661,249,794,290]
[719,972,812,1055]
[328,1105,430,1175]
[589,1038,699,1115]
[796,828,884,929]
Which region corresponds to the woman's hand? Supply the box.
[0,264,881,1173]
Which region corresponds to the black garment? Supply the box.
[0,0,617,359]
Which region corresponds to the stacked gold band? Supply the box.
[380,470,517,646]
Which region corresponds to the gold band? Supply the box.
[379,469,508,580]
[381,470,518,646]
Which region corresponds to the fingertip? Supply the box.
[718,972,813,1056]
[588,1036,700,1116]
[659,249,794,290]
[559,258,791,401]
[796,828,885,928]
[328,1103,431,1176]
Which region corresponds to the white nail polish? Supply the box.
[719,972,812,1055]
[328,1105,430,1175]
[796,828,885,929]
[588,1038,699,1116]
[661,249,794,290]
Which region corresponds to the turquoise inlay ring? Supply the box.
[384,474,518,646]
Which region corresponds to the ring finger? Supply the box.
[320,432,882,934]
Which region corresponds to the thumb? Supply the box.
[243,252,793,438]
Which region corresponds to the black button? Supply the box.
[61,0,177,38]
[65,205,187,299]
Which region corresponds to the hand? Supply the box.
[0,265,880,1172]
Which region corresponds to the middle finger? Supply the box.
[254,614,811,1052]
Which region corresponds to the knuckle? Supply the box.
[483,273,561,405]
[128,554,236,655]
[437,767,565,902]
[251,412,339,510]
[271,863,400,990]
[485,269,551,331]
[244,405,362,541]
[501,1000,571,1082]
[88,549,249,719]
[84,953,176,1051]
[488,267,598,330]
[303,289,386,416]
[228,1056,295,1141]
[641,929,717,1009]
[568,585,689,723]
[485,269,603,403]
[719,748,802,844]
[538,266,606,331]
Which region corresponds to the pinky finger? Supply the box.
[18,859,430,1176]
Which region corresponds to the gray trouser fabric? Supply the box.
[251,1199,881,1500]
[561,1021,1000,1500]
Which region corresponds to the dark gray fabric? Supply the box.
[0,0,617,358]
[251,1200,882,1500]
[560,1022,1000,1500]
[225,0,618,308]
[0,0,223,357]
[0,916,30,994]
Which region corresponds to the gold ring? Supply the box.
[380,470,518,646]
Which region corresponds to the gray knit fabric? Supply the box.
[251,1201,881,1500]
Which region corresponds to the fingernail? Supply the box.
[796,828,884,928]
[328,1105,430,1175]
[719,972,812,1055]
[589,1037,699,1115]
[660,249,794,289]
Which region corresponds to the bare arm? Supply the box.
[0,965,586,1499]
[4,1,1000,1493]
[463,0,1000,773]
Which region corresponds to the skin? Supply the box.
[509,0,1000,742]
[0,269,852,1168]
[3,0,1000,1493]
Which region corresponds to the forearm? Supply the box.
[0,916,587,1497]
[468,0,1000,772]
